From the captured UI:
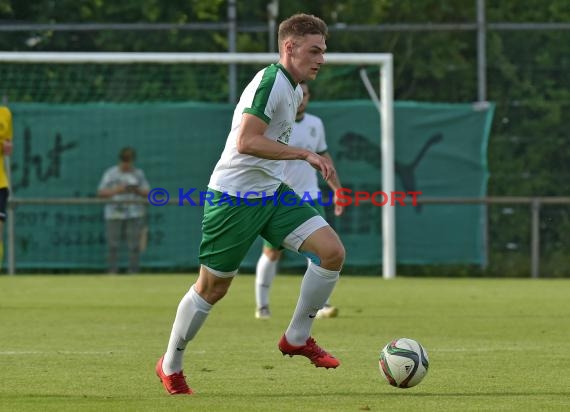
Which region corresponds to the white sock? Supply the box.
[162,285,212,375]
[255,254,278,308]
[306,257,332,308]
[285,262,339,346]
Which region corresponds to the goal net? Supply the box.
[0,52,394,278]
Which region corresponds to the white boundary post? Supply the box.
[359,61,395,280]
[0,52,396,279]
[380,57,396,279]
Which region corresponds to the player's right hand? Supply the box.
[305,152,336,182]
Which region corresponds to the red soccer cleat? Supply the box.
[155,355,193,395]
[278,335,340,369]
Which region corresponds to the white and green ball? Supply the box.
[379,338,429,388]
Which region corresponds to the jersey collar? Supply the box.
[275,63,297,89]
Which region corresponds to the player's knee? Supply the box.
[195,268,233,304]
[195,282,229,304]
[319,242,345,271]
[207,285,229,303]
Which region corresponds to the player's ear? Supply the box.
[284,38,294,55]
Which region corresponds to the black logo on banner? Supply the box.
[337,132,443,212]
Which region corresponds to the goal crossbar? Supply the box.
[0,51,395,279]
[0,51,391,65]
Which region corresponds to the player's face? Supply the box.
[290,34,326,82]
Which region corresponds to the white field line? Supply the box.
[0,350,210,356]
[0,351,122,355]
[0,347,537,356]
[432,347,538,353]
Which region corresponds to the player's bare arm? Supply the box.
[304,151,336,182]
[321,152,344,216]
[237,113,336,181]
[236,113,307,160]
[321,152,342,192]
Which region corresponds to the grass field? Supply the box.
[1,274,569,411]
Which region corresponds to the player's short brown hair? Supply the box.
[278,14,328,46]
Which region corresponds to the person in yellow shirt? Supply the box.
[0,106,13,269]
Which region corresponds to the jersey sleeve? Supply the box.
[242,66,280,124]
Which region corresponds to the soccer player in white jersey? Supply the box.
[255,82,344,320]
[156,14,345,395]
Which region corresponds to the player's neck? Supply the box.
[277,60,301,84]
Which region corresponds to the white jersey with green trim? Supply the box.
[283,113,327,199]
[208,63,302,197]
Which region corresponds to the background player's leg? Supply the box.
[255,245,281,318]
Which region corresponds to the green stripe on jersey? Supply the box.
[243,64,278,124]
[275,63,296,88]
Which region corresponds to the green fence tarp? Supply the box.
[9,101,494,271]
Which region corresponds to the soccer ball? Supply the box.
[379,338,429,388]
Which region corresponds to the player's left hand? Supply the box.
[333,193,345,216]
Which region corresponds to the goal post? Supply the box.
[0,51,395,279]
